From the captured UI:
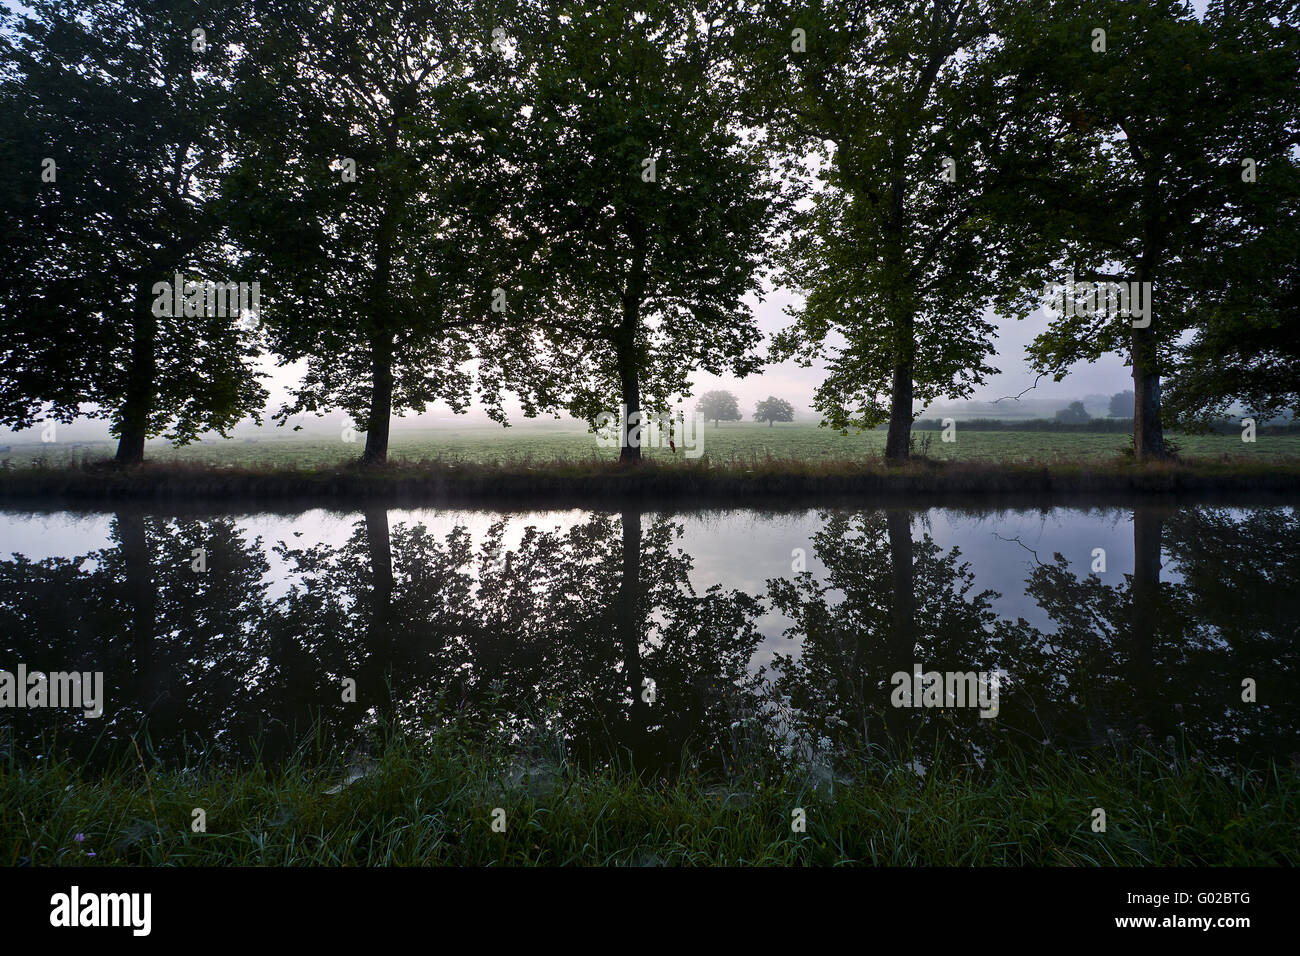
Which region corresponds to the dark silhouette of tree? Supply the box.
[1014,0,1300,459]
[746,0,1059,460]
[227,0,527,463]
[0,1,267,463]
[764,510,1005,766]
[508,0,781,462]
[0,511,272,762]
[1001,504,1300,767]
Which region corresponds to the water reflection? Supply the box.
[1,504,1295,774]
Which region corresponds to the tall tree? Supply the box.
[228,0,531,463]
[1013,0,1300,457]
[0,0,267,464]
[509,0,783,463]
[746,0,1057,460]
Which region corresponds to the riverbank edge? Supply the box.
[1,457,1299,506]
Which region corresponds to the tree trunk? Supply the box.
[1130,506,1169,737]
[1131,324,1165,460]
[1130,206,1167,461]
[884,508,915,743]
[364,507,395,719]
[116,510,157,713]
[884,360,914,461]
[115,288,157,465]
[618,351,641,464]
[617,240,647,465]
[618,505,651,769]
[363,333,394,463]
[768,419,773,428]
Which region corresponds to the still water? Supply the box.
[1,502,1296,775]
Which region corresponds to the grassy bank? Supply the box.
[3,727,1294,866]
[1,454,1299,504]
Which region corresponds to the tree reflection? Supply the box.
[0,510,272,761]
[764,509,1005,765]
[1003,505,1300,767]
[1,506,766,775]
[2,503,1294,773]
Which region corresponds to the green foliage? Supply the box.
[0,0,268,457]
[506,0,783,435]
[1009,0,1300,438]
[747,0,1059,444]
[225,0,530,461]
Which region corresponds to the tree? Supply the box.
[697,390,742,427]
[1108,391,1135,418]
[1163,158,1300,429]
[753,395,793,427]
[1054,401,1090,425]
[509,0,782,462]
[1012,0,1300,458]
[226,0,529,463]
[0,0,267,464]
[745,0,1059,461]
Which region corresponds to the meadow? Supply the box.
[5,421,1299,469]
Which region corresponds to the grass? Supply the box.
[4,722,1294,866]
[5,422,1300,469]
[4,424,1297,502]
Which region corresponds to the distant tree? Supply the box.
[697,390,742,428]
[1055,401,1091,425]
[753,396,794,427]
[0,0,268,464]
[1109,391,1135,418]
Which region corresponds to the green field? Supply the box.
[4,422,1298,469]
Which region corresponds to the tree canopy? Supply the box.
[0,0,267,462]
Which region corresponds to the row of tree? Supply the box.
[1,0,1296,465]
